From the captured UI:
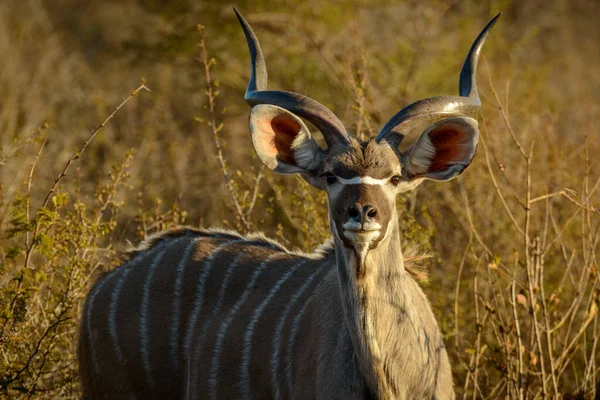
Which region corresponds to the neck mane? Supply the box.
[334,217,442,399]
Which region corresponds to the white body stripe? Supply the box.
[285,292,314,397]
[336,176,390,185]
[140,237,189,388]
[240,259,308,400]
[108,272,129,364]
[183,240,242,357]
[271,264,326,399]
[108,237,178,366]
[208,253,281,400]
[170,238,200,372]
[193,253,245,355]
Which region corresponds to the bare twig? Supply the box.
[40,83,149,212]
[512,272,524,400]
[480,121,525,237]
[524,141,549,398]
[25,138,47,248]
[454,233,473,350]
[0,313,70,389]
[197,24,250,231]
[484,60,528,160]
[2,83,149,339]
[246,165,265,222]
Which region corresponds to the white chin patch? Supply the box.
[343,230,381,245]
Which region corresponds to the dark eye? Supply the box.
[325,173,337,185]
[390,176,401,186]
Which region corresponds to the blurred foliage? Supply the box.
[0,0,599,398]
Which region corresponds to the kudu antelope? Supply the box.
[78,8,500,400]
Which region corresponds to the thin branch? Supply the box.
[454,233,473,350]
[512,272,525,400]
[25,138,47,247]
[197,24,250,231]
[0,315,70,389]
[246,165,264,222]
[39,84,149,211]
[2,83,149,336]
[480,121,525,237]
[483,59,528,160]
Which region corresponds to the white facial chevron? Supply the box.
[336,176,390,186]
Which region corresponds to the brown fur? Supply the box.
[333,139,398,180]
[78,226,435,399]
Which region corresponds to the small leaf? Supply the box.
[35,270,47,284]
[529,352,538,367]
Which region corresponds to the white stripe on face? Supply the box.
[336,176,390,185]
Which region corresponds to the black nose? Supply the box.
[348,203,378,224]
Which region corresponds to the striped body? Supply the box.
[78,228,369,399]
[78,9,501,398]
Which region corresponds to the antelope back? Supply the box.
[78,228,342,399]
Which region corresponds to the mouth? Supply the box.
[342,228,381,243]
[341,221,382,246]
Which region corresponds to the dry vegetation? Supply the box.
[0,0,599,398]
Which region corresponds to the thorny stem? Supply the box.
[480,121,525,237]
[39,84,149,213]
[524,141,549,398]
[351,56,373,140]
[512,272,524,400]
[538,235,559,396]
[197,24,251,232]
[484,59,528,161]
[246,166,264,222]
[458,181,512,277]
[0,312,70,389]
[2,83,149,338]
[471,262,482,400]
[25,138,47,254]
[454,233,473,350]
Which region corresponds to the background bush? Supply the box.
[0,0,598,398]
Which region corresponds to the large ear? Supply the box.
[249,104,322,175]
[403,117,479,181]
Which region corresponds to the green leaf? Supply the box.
[34,233,54,257]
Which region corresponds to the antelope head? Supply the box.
[235,8,499,261]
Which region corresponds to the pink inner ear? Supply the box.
[256,114,301,166]
[427,127,471,172]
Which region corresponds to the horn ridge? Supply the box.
[376,13,501,143]
[234,7,350,148]
[459,12,502,99]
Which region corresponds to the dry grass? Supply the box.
[0,0,598,398]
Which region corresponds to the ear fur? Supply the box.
[249,104,321,174]
[403,117,479,181]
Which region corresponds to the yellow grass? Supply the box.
[0,1,598,398]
